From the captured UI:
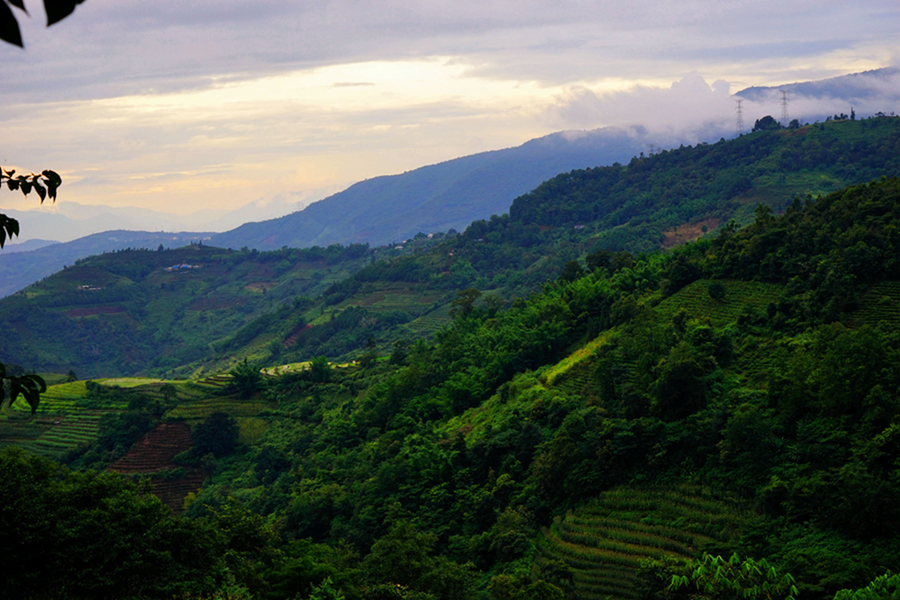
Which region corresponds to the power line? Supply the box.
[780,90,790,128]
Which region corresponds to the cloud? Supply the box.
[737,67,900,124]
[546,72,734,144]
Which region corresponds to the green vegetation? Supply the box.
[0,243,373,377]
[3,119,899,381]
[2,120,900,599]
[538,485,749,600]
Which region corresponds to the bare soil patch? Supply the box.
[661,218,721,249]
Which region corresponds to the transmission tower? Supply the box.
[735,99,744,135]
[780,90,790,127]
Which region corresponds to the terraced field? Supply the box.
[108,422,207,512]
[854,281,900,327]
[0,379,129,456]
[538,485,748,600]
[655,279,784,327]
[16,380,125,414]
[109,422,194,474]
[405,304,452,336]
[165,396,275,419]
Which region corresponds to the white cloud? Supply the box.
[545,72,734,144]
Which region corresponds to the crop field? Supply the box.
[404,304,452,336]
[544,330,614,388]
[165,396,275,420]
[854,281,900,327]
[9,380,128,415]
[538,484,748,600]
[108,422,207,512]
[655,279,784,327]
[0,412,105,457]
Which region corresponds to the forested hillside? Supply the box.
[0,243,374,376]
[182,117,900,370]
[2,118,899,381]
[4,176,900,600]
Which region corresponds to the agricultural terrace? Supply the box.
[538,485,749,600]
[654,279,784,327]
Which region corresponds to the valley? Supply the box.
[3,118,900,600]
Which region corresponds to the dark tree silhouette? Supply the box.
[1,0,85,47]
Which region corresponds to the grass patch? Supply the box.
[656,279,784,327]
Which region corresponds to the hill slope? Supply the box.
[210,128,645,250]
[0,230,214,298]
[5,178,900,600]
[0,243,373,377]
[3,119,899,380]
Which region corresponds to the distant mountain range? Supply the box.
[0,231,212,298]
[2,66,897,299]
[736,66,899,122]
[0,127,648,297]
[4,192,325,244]
[209,127,647,250]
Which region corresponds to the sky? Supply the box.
[1,0,898,222]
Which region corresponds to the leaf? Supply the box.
[0,1,24,47]
[8,374,46,414]
[2,214,20,240]
[44,0,84,27]
[34,180,46,202]
[41,169,62,187]
[7,178,19,191]
[42,170,61,201]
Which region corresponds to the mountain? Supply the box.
[4,176,900,600]
[736,66,900,122]
[0,230,214,298]
[209,127,647,251]
[0,242,373,377]
[0,128,645,297]
[5,118,899,378]
[1,238,59,253]
[5,194,318,244]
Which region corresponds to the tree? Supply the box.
[707,281,727,301]
[309,356,332,382]
[193,411,239,457]
[449,287,481,319]
[230,358,264,399]
[834,572,900,600]
[0,167,62,412]
[309,577,346,600]
[1,0,85,47]
[666,553,797,600]
[752,115,781,132]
